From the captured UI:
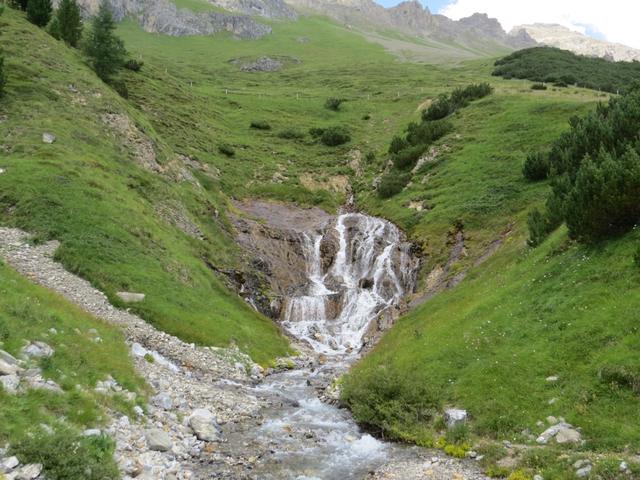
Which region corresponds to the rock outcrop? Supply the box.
[285,0,535,52]
[511,24,640,61]
[71,0,274,38]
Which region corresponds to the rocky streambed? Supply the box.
[0,202,491,479]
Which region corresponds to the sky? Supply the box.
[373,1,640,49]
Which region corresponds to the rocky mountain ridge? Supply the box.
[511,23,640,62]
[285,0,535,51]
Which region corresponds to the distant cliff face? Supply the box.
[73,0,295,38]
[512,24,640,62]
[285,0,536,52]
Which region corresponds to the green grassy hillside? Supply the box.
[0,260,144,476]
[0,8,289,363]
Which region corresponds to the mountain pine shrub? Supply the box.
[522,152,550,181]
[324,97,345,111]
[319,126,350,146]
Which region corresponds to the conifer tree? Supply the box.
[0,5,6,99]
[55,0,82,47]
[84,0,125,81]
[26,0,52,27]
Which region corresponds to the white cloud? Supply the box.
[439,0,640,49]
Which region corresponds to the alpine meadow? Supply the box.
[1,0,639,479]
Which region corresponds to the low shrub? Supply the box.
[278,128,305,140]
[423,83,493,120]
[110,79,128,99]
[324,97,345,111]
[362,113,371,120]
[522,152,550,181]
[308,127,325,138]
[406,119,452,146]
[250,120,271,130]
[392,144,425,170]
[527,208,551,247]
[389,135,409,154]
[218,143,235,157]
[319,126,350,147]
[507,470,532,480]
[376,174,403,197]
[365,151,376,162]
[531,83,547,90]
[124,59,144,72]
[11,430,119,480]
[423,94,453,121]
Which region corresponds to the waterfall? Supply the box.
[281,213,416,355]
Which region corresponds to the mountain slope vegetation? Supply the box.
[0,7,289,363]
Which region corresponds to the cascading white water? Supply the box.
[281,213,416,355]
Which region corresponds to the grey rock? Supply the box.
[556,427,581,444]
[533,476,544,480]
[21,341,54,358]
[189,409,221,442]
[0,349,19,366]
[145,428,172,452]
[546,415,558,425]
[239,56,283,72]
[1,455,19,473]
[116,291,146,303]
[0,359,18,376]
[576,465,592,478]
[42,133,56,144]
[0,374,20,394]
[444,408,468,427]
[546,375,559,382]
[620,461,629,472]
[83,428,102,436]
[133,405,145,417]
[573,460,590,469]
[152,392,173,410]
[14,463,43,479]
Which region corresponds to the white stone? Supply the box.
[0,374,19,394]
[556,427,581,444]
[14,463,43,479]
[117,292,146,303]
[145,429,172,452]
[0,359,18,376]
[189,409,220,442]
[546,375,559,382]
[42,133,56,144]
[83,429,102,436]
[1,455,19,472]
[444,408,468,427]
[0,350,18,366]
[152,393,173,410]
[576,465,592,478]
[534,476,544,480]
[21,341,54,358]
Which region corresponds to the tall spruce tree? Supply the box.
[55,0,82,47]
[26,0,52,27]
[84,0,125,81]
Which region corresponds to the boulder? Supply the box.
[42,133,56,144]
[189,409,221,442]
[0,349,18,366]
[576,465,592,478]
[1,455,19,473]
[0,374,20,394]
[0,359,18,376]
[444,408,468,427]
[83,429,102,437]
[152,392,173,411]
[116,292,146,303]
[145,429,172,452]
[21,342,54,358]
[556,426,581,444]
[14,463,43,479]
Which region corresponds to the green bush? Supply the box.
[250,120,271,130]
[423,83,493,121]
[324,97,345,111]
[218,143,235,156]
[531,83,547,90]
[522,152,550,181]
[84,0,126,81]
[124,59,143,72]
[319,126,350,147]
[406,119,452,146]
[308,127,325,138]
[392,144,425,170]
[11,430,119,480]
[376,171,411,198]
[54,0,82,47]
[423,94,453,121]
[110,79,128,98]
[278,128,305,140]
[389,135,409,154]
[527,208,551,247]
[365,151,376,162]
[494,46,640,94]
[341,365,439,437]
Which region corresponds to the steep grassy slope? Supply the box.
[0,8,290,363]
[0,260,144,472]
